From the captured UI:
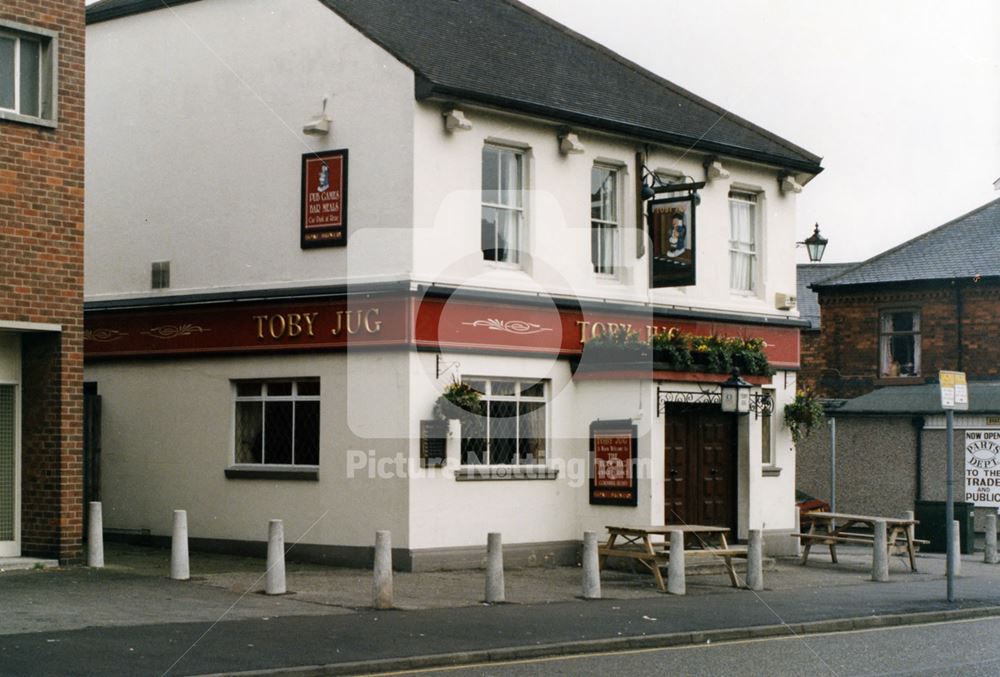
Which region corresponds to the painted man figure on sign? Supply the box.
[317,163,330,192]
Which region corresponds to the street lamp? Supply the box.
[799,223,829,262]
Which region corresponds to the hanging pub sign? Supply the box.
[589,419,638,506]
[649,194,696,288]
[301,148,348,248]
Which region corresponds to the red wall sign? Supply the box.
[301,149,348,248]
[590,420,638,506]
[86,290,800,369]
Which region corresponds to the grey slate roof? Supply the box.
[814,197,1000,289]
[832,381,1000,415]
[796,263,857,329]
[86,0,823,174]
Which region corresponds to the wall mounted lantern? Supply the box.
[798,223,829,262]
[719,368,774,419]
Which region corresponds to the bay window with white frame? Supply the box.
[460,378,547,466]
[729,190,759,293]
[0,21,56,125]
[481,145,524,265]
[591,165,619,275]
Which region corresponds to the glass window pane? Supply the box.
[495,208,518,263]
[294,401,320,465]
[19,39,39,117]
[482,146,499,204]
[465,380,487,395]
[518,400,546,464]
[520,382,544,398]
[236,381,262,398]
[264,401,293,464]
[234,401,263,463]
[891,312,913,332]
[491,381,516,397]
[488,400,518,464]
[296,380,320,397]
[267,382,292,397]
[481,206,498,260]
[499,150,521,207]
[0,38,14,110]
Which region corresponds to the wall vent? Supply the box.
[151,261,170,289]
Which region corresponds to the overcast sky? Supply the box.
[522,0,1000,264]
[86,0,1000,264]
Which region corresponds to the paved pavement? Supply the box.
[1,542,1000,675]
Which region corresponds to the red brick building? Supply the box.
[797,197,1000,534]
[0,0,85,562]
[801,197,1000,399]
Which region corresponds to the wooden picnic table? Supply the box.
[795,511,925,572]
[598,525,747,592]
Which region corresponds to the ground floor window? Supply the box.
[234,379,320,466]
[461,378,547,465]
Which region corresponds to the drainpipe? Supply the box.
[912,415,925,501]
[955,282,965,372]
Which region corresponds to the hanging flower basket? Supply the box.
[784,388,825,444]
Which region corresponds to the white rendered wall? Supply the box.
[85,0,415,300]
[412,102,802,319]
[86,351,410,549]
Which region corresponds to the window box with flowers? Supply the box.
[574,328,773,378]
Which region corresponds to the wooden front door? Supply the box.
[664,406,737,529]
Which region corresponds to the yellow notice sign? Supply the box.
[940,370,969,411]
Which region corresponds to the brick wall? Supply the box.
[813,281,1000,399]
[0,1,85,562]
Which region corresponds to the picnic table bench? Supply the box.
[599,525,747,592]
[793,511,928,572]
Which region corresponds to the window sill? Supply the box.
[225,465,319,481]
[876,376,923,386]
[762,465,782,477]
[0,110,57,129]
[454,466,559,481]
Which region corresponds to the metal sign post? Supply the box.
[940,370,968,603]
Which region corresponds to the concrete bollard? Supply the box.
[950,520,962,576]
[986,514,998,565]
[872,519,889,582]
[372,530,393,610]
[485,532,505,603]
[87,501,104,568]
[667,530,686,595]
[746,529,764,591]
[170,509,190,581]
[581,531,601,600]
[265,519,286,595]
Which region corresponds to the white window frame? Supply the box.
[460,378,548,466]
[232,379,320,467]
[879,309,921,378]
[481,144,525,267]
[591,164,620,277]
[728,190,760,294]
[0,20,57,128]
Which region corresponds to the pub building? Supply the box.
[83,0,822,569]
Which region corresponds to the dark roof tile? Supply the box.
[815,197,1000,288]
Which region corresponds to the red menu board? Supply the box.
[301,149,348,248]
[590,420,638,506]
